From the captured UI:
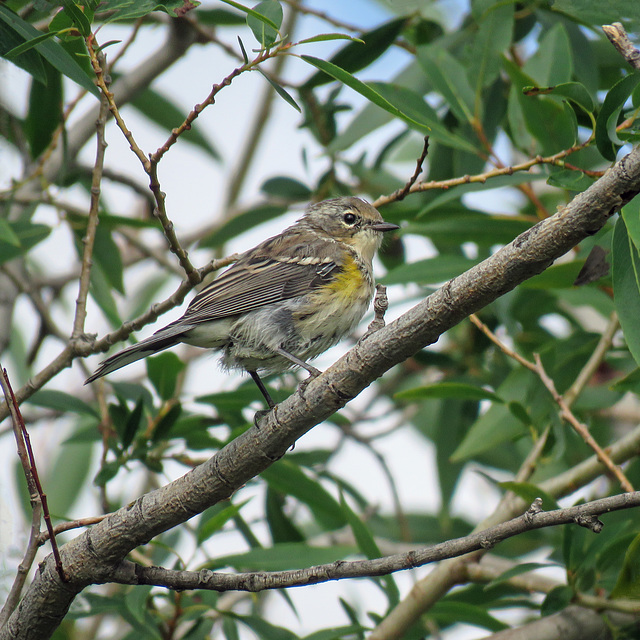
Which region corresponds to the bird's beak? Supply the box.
[369,221,400,232]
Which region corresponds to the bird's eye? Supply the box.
[343,212,357,225]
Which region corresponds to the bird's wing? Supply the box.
[180,236,341,325]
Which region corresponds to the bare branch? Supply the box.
[603,23,640,71]
[533,353,634,492]
[110,493,640,592]
[71,64,109,340]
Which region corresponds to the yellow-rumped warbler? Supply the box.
[85,197,398,407]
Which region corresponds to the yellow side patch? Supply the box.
[325,255,366,299]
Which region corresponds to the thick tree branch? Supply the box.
[3,147,640,639]
[479,605,639,640]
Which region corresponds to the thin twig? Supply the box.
[390,136,430,203]
[603,23,640,71]
[0,264,66,342]
[147,161,199,284]
[37,515,109,545]
[86,35,150,171]
[533,354,634,493]
[71,58,109,340]
[149,43,292,165]
[470,313,633,492]
[563,312,619,407]
[0,368,66,585]
[373,142,593,208]
[469,314,536,373]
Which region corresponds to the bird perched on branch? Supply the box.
[86,197,399,408]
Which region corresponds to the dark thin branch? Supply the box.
[389,136,429,202]
[110,493,640,592]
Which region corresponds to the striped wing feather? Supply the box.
[180,255,338,325]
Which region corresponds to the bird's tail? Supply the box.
[84,328,184,384]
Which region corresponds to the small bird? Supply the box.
[85,197,398,408]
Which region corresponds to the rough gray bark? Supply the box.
[480,605,640,640]
[2,148,640,639]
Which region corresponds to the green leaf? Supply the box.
[151,402,182,442]
[341,494,400,607]
[91,226,125,294]
[498,481,559,511]
[610,532,640,598]
[93,460,121,486]
[61,0,92,37]
[396,382,503,403]
[246,0,282,49]
[198,499,251,544]
[405,212,532,248]
[622,197,640,255]
[218,0,279,30]
[417,173,542,215]
[300,56,429,134]
[381,255,478,286]
[541,585,574,616]
[596,72,640,161]
[3,30,60,59]
[257,68,301,112]
[46,442,95,517]
[146,352,186,401]
[519,261,584,290]
[89,257,122,327]
[297,33,364,46]
[98,0,201,22]
[261,460,346,530]
[0,220,51,265]
[612,216,640,368]
[0,18,46,83]
[27,389,99,418]
[610,367,640,394]
[524,82,594,113]
[195,8,246,26]
[302,18,407,90]
[417,45,476,124]
[451,368,532,462]
[266,487,305,544]
[128,86,221,161]
[212,542,355,571]
[123,397,145,449]
[368,82,479,153]
[551,0,640,32]
[0,219,20,247]
[431,600,508,632]
[0,5,99,97]
[524,23,572,86]
[25,61,63,159]
[301,626,365,640]
[484,562,558,589]
[260,176,311,201]
[230,613,299,640]
[198,204,287,249]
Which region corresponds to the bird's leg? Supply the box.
[273,347,322,399]
[248,370,275,409]
[274,347,322,378]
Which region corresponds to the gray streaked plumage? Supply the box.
[85,197,398,405]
